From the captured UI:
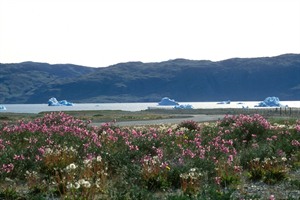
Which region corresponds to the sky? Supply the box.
[0,0,300,68]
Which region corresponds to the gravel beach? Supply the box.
[90,114,225,126]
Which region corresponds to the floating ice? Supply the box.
[158,97,179,106]
[174,104,193,109]
[48,97,73,106]
[217,100,231,104]
[0,105,6,110]
[255,97,285,107]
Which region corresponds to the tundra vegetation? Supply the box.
[0,112,300,199]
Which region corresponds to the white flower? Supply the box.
[83,181,91,188]
[96,156,102,162]
[69,163,77,169]
[189,172,195,177]
[83,159,92,168]
[74,182,80,189]
[179,127,189,132]
[96,178,102,188]
[44,148,53,155]
[66,163,77,171]
[190,168,196,172]
[66,183,73,189]
[78,179,85,185]
[282,157,287,162]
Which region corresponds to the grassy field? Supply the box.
[0,110,189,123]
[0,110,300,199]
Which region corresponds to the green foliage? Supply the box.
[0,187,20,200]
[177,120,200,131]
[247,157,288,184]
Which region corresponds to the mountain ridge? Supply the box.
[1,54,300,103]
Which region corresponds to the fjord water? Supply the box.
[1,101,300,114]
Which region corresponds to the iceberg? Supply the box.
[217,100,231,104]
[0,105,6,110]
[255,97,285,107]
[158,97,179,106]
[174,104,194,109]
[48,97,73,106]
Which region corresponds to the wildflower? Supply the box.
[228,155,234,164]
[66,163,77,171]
[2,163,14,173]
[70,163,77,169]
[96,156,102,162]
[35,155,42,161]
[83,159,92,168]
[66,183,74,189]
[74,182,80,189]
[281,157,287,162]
[291,140,300,147]
[234,165,242,173]
[44,148,53,155]
[13,154,25,160]
[96,179,101,188]
[38,147,45,155]
[190,168,196,172]
[269,194,275,200]
[82,180,91,188]
[215,176,221,185]
[78,179,85,185]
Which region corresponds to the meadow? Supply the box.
[0,111,300,199]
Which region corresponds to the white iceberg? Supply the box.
[0,105,6,110]
[174,104,193,109]
[217,100,231,104]
[255,97,285,107]
[48,97,73,106]
[158,97,179,106]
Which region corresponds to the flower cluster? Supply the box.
[0,112,300,199]
[180,168,203,195]
[248,156,289,184]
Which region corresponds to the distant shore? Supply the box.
[1,108,299,126]
[90,114,225,127]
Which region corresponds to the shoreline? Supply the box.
[90,114,225,127]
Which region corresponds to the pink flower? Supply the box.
[295,125,300,132]
[269,194,275,200]
[234,165,242,173]
[271,135,277,140]
[13,154,25,160]
[35,155,42,161]
[38,147,45,155]
[2,163,14,173]
[227,155,234,164]
[291,140,300,146]
[215,176,221,185]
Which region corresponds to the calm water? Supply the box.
[1,101,300,114]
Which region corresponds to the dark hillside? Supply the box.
[0,62,96,103]
[1,54,300,103]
